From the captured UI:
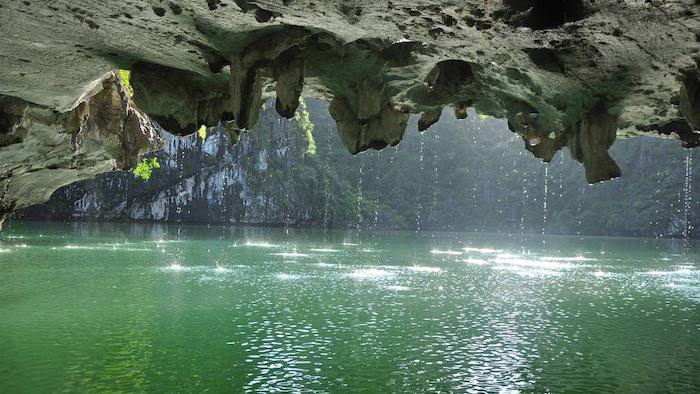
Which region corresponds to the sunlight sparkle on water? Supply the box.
[276,273,301,280]
[493,255,578,270]
[244,241,278,248]
[153,239,184,245]
[464,258,488,265]
[346,268,395,279]
[2,223,700,392]
[52,244,151,252]
[386,285,411,291]
[539,255,597,262]
[408,266,443,273]
[164,261,186,272]
[430,249,462,255]
[493,265,562,277]
[272,251,309,258]
[463,247,503,254]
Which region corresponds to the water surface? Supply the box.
[1,221,698,392]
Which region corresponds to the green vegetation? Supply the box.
[132,157,160,181]
[294,98,316,156]
[197,125,207,140]
[118,69,134,97]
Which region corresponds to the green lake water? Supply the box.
[0,221,698,393]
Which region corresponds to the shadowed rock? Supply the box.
[130,63,231,135]
[680,65,700,131]
[230,56,265,131]
[0,0,698,220]
[0,96,30,147]
[330,96,408,154]
[418,109,442,132]
[273,47,305,118]
[0,73,161,226]
[567,103,621,184]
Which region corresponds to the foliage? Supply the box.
[197,125,207,140]
[294,98,316,156]
[118,69,134,97]
[132,157,160,181]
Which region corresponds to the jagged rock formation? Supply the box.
[21,101,699,239]
[21,102,358,226]
[1,0,699,221]
[0,74,161,226]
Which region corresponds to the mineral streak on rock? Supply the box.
[0,0,699,220]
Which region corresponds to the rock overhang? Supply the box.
[0,0,699,221]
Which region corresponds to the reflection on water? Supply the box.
[242,241,279,248]
[272,251,310,258]
[464,258,488,265]
[0,221,699,392]
[430,249,463,255]
[463,247,503,254]
[346,268,396,280]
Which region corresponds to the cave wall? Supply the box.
[1,0,699,222]
[20,101,357,227]
[20,101,700,239]
[0,74,161,225]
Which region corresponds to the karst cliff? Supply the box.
[0,0,699,224]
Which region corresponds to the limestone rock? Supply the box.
[418,109,442,132]
[566,104,622,184]
[0,73,161,224]
[130,63,231,135]
[680,62,700,131]
[0,0,699,217]
[273,48,305,118]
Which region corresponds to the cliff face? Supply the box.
[21,102,357,226]
[0,74,161,226]
[1,0,699,222]
[21,101,699,239]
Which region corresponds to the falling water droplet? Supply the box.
[416,131,425,233]
[356,155,365,243]
[682,149,693,256]
[543,165,548,245]
[431,133,439,240]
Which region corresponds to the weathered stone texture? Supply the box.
[0,0,699,221]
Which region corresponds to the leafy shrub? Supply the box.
[118,69,134,97]
[197,125,207,140]
[133,157,160,181]
[294,98,316,156]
